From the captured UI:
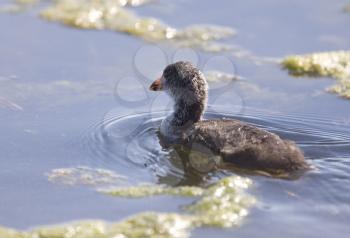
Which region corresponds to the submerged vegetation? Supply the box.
[1,172,254,238]
[282,51,350,99]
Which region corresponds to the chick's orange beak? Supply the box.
[149,77,163,91]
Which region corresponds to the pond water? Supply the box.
[0,0,350,237]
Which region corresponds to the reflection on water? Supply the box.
[81,106,350,236]
[82,109,350,184]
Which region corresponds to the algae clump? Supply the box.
[39,0,235,52]
[0,213,192,238]
[0,226,23,238]
[282,51,350,78]
[47,167,255,229]
[47,166,127,186]
[0,176,254,238]
[186,176,253,228]
[102,184,204,197]
[104,176,255,228]
[282,51,350,99]
[329,79,350,99]
[0,175,254,238]
[109,212,193,238]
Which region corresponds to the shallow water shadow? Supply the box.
[157,130,308,186]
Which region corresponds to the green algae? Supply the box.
[2,0,267,61]
[329,79,350,99]
[104,176,255,228]
[102,185,204,197]
[186,176,253,227]
[282,51,350,99]
[27,214,191,238]
[1,0,235,52]
[1,1,280,65]
[47,166,127,186]
[0,227,23,238]
[1,175,254,238]
[282,51,350,79]
[39,0,234,52]
[108,212,193,238]
[0,213,193,238]
[47,166,255,228]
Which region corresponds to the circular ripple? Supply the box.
[81,108,350,185]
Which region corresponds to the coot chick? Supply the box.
[150,61,309,174]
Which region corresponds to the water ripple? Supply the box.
[80,108,350,185]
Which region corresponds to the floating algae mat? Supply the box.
[36,0,235,52]
[47,166,127,186]
[282,51,350,99]
[329,79,350,99]
[1,0,152,11]
[0,213,193,238]
[282,51,350,78]
[2,0,270,61]
[101,184,205,197]
[0,0,237,51]
[104,176,255,228]
[1,174,254,238]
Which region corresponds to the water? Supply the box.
[0,0,350,237]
